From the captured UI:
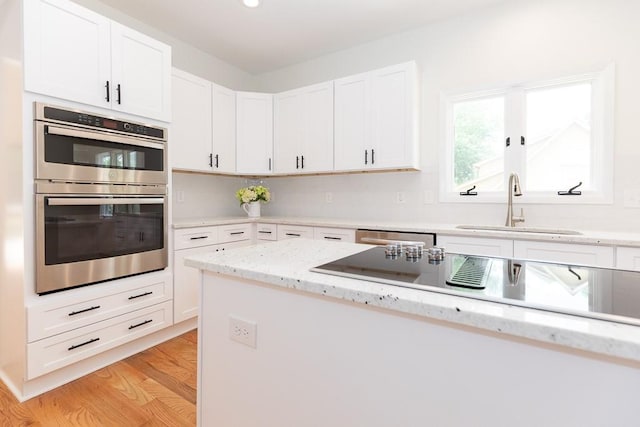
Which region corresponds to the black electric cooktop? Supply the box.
[311,246,640,326]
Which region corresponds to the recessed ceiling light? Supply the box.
[242,0,261,8]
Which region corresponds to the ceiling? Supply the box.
[98,0,508,75]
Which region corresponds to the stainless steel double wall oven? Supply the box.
[34,103,168,294]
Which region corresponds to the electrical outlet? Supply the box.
[325,192,333,203]
[176,190,185,203]
[229,316,257,348]
[396,191,406,204]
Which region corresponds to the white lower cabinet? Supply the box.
[26,271,173,379]
[27,300,173,379]
[313,227,356,243]
[173,225,253,323]
[256,223,278,241]
[437,235,514,258]
[513,240,614,268]
[616,247,640,272]
[277,224,314,240]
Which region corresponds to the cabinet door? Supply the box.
[23,0,111,108]
[437,235,514,258]
[236,92,273,174]
[371,62,419,169]
[110,22,171,121]
[301,82,334,173]
[334,72,370,171]
[174,246,212,323]
[513,241,614,268]
[273,90,301,174]
[170,69,212,172]
[212,83,237,174]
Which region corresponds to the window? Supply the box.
[441,64,614,203]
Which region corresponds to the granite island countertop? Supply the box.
[173,216,640,247]
[185,238,640,364]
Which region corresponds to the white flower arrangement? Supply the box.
[235,185,271,205]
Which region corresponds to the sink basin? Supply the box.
[456,225,582,235]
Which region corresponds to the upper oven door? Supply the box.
[35,121,166,185]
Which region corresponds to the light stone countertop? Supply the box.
[185,238,640,364]
[173,215,640,247]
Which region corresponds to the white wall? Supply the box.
[172,172,255,219]
[250,0,640,231]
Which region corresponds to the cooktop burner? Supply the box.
[311,246,640,326]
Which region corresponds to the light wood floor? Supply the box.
[0,330,197,427]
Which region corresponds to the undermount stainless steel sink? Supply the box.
[456,225,582,235]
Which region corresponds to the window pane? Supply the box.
[453,97,505,192]
[525,83,592,191]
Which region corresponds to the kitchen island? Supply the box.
[186,239,640,427]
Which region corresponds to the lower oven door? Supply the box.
[36,194,168,294]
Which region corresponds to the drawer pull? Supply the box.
[258,230,272,234]
[128,319,153,330]
[128,291,153,300]
[324,236,342,240]
[68,305,101,316]
[286,233,301,237]
[230,231,244,235]
[68,337,100,351]
[189,236,208,240]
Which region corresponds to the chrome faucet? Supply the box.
[505,172,525,227]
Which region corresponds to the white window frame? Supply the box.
[439,64,614,205]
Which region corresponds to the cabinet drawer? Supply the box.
[615,247,640,271]
[174,226,219,250]
[219,223,253,242]
[314,227,355,243]
[437,235,513,258]
[513,241,614,268]
[256,223,277,241]
[28,275,172,342]
[277,225,314,240]
[27,300,173,380]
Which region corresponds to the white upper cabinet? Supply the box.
[171,70,237,174]
[24,0,171,122]
[334,61,419,171]
[170,69,213,172]
[236,92,273,175]
[23,0,111,108]
[274,81,334,174]
[212,83,237,174]
[110,22,171,121]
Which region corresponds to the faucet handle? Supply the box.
[517,208,525,223]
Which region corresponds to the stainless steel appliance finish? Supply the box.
[312,247,640,327]
[34,102,169,294]
[35,102,167,186]
[356,229,436,247]
[35,182,168,294]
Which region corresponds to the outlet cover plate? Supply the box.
[229,315,257,348]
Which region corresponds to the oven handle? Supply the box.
[47,198,165,206]
[46,124,163,150]
[359,237,426,246]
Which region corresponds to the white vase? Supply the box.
[242,201,261,218]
